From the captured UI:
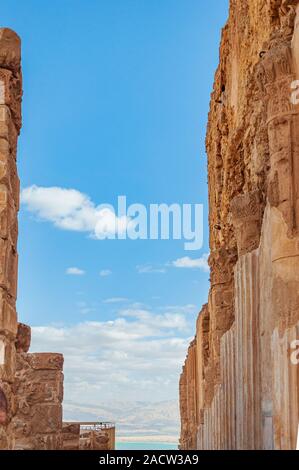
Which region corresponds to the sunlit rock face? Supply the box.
[0,27,115,451]
[0,27,21,450]
[179,0,299,450]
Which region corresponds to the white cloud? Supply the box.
[137,265,166,274]
[100,269,112,277]
[63,400,180,438]
[21,185,132,238]
[30,308,192,407]
[66,267,85,275]
[103,297,129,304]
[172,253,209,271]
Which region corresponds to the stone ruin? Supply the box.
[179,0,299,450]
[0,28,115,450]
[62,423,115,451]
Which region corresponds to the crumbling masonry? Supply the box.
[0,27,65,450]
[0,28,115,450]
[0,27,22,450]
[179,0,299,450]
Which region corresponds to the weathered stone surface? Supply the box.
[0,336,16,383]
[0,29,21,74]
[1,20,119,452]
[180,0,299,450]
[0,26,114,451]
[0,387,8,425]
[12,352,64,450]
[0,28,21,449]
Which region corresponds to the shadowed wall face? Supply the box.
[0,28,65,451]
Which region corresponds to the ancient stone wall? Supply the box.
[0,30,66,451]
[180,0,299,450]
[12,323,64,450]
[0,27,22,450]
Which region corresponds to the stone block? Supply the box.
[0,192,18,247]
[0,386,8,425]
[230,190,263,256]
[0,237,18,298]
[26,352,64,371]
[14,434,63,451]
[0,104,18,152]
[16,372,63,406]
[0,337,16,382]
[15,323,31,353]
[32,433,63,451]
[0,424,9,448]
[0,138,9,157]
[62,422,80,450]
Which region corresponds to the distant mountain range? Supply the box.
[63,400,179,439]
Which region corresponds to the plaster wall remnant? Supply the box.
[179,0,299,450]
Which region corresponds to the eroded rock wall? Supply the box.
[180,0,299,450]
[0,28,115,451]
[0,28,22,450]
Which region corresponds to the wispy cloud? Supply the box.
[21,185,131,238]
[100,269,112,277]
[103,297,129,304]
[137,264,166,274]
[172,253,209,271]
[66,267,85,276]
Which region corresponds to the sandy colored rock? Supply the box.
[0,26,21,450]
[0,26,114,451]
[12,352,64,450]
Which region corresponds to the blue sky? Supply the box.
[1,0,228,417]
